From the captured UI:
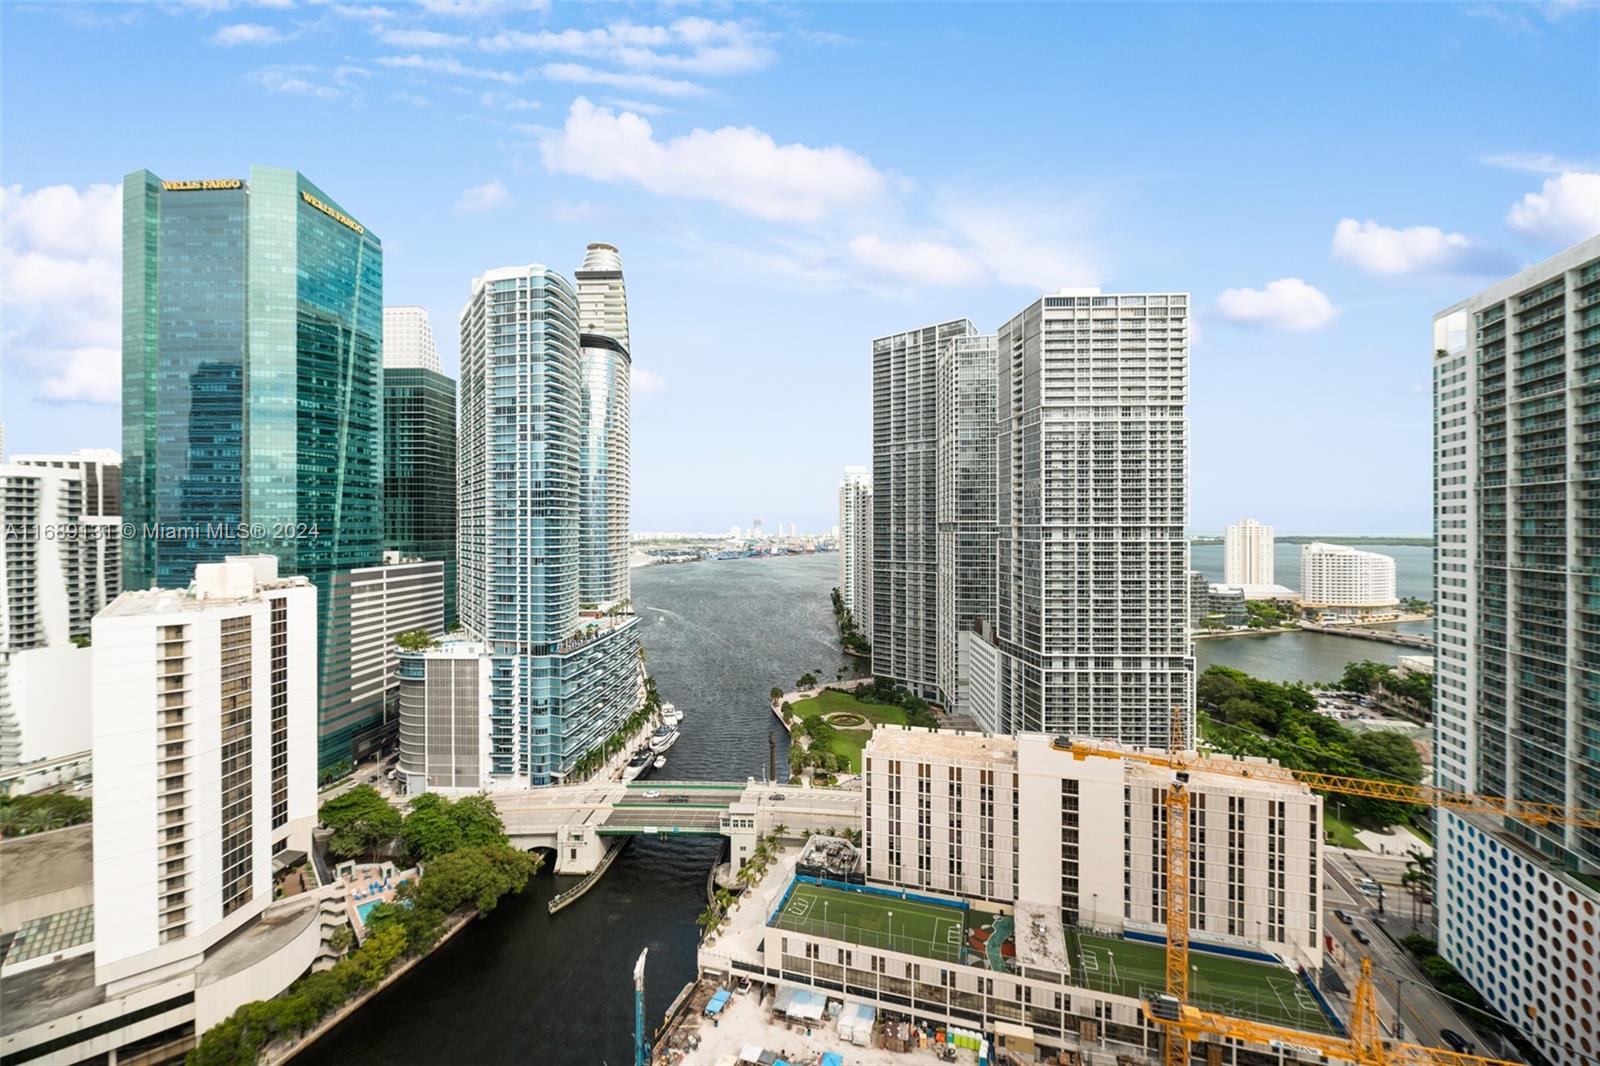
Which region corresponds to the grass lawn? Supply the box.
[1067,931,1335,1034]
[789,690,906,772]
[1322,810,1368,850]
[770,881,966,963]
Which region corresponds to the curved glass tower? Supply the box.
[575,243,632,606]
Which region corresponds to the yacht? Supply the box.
[648,725,680,753]
[660,702,683,726]
[622,749,653,782]
[653,755,667,771]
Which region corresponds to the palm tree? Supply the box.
[772,823,788,842]
[696,905,721,936]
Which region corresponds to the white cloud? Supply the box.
[323,3,398,16]
[602,97,670,116]
[481,17,774,76]
[632,367,667,397]
[210,21,292,45]
[455,179,512,213]
[479,91,541,111]
[1506,171,1600,244]
[538,98,885,223]
[0,182,123,405]
[377,53,522,84]
[375,27,467,48]
[541,63,702,97]
[1481,151,1596,175]
[246,64,342,98]
[1216,278,1338,331]
[1331,218,1513,275]
[418,0,538,16]
[939,202,1099,290]
[847,235,987,286]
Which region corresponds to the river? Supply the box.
[294,549,1420,1065]
[294,552,859,1066]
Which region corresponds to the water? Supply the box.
[295,553,857,1066]
[1188,541,1433,602]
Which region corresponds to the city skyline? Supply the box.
[4,4,1598,533]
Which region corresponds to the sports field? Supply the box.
[1067,930,1334,1034]
[770,882,968,963]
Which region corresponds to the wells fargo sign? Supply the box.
[162,179,243,191]
[300,190,365,235]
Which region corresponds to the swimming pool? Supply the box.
[357,899,386,924]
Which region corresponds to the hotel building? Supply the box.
[1432,236,1600,1066]
[1298,543,1397,618]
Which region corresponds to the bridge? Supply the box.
[492,779,861,875]
[1299,623,1434,649]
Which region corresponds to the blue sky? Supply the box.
[2,1,1597,535]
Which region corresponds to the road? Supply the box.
[1322,852,1520,1060]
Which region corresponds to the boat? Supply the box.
[660,702,683,726]
[653,756,666,770]
[622,749,653,782]
[648,725,680,753]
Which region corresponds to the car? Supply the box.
[1440,1030,1475,1055]
[768,793,786,801]
[1351,928,1371,946]
[1334,909,1354,925]
[1358,878,1381,895]
[643,789,661,798]
[667,795,689,803]
[367,774,378,783]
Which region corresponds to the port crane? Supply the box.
[1051,709,1600,1066]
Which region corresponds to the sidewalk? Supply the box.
[1354,825,1431,859]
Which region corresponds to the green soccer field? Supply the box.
[770,882,967,963]
[1066,931,1334,1034]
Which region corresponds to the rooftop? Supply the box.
[862,728,1017,767]
[0,824,92,929]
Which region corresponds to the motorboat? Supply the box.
[660,702,683,726]
[649,725,680,753]
[622,749,653,782]
[653,755,666,770]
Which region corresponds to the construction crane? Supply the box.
[1051,714,1600,1066]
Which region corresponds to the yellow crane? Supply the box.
[1051,716,1600,1066]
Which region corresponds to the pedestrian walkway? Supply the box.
[1354,825,1431,858]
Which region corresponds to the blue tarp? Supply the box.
[821,1055,844,1066]
[705,989,732,1016]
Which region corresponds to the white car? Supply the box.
[644,789,661,798]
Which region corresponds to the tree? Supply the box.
[1219,697,1276,731]
[403,844,541,916]
[1339,660,1390,695]
[395,628,440,653]
[401,794,465,861]
[771,686,784,702]
[319,786,401,861]
[450,794,508,847]
[797,672,818,690]
[1350,731,1423,784]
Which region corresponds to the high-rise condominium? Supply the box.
[872,319,978,700]
[575,243,631,606]
[383,306,458,626]
[837,465,873,627]
[936,333,998,722]
[1223,517,1274,585]
[1432,237,1599,1066]
[980,290,1192,747]
[450,262,641,787]
[122,168,383,768]
[1299,542,1396,616]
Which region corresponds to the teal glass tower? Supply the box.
[122,167,384,768]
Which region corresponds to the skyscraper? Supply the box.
[575,243,632,606]
[983,290,1192,747]
[837,465,873,627]
[1223,517,1274,585]
[122,168,384,768]
[935,333,998,720]
[447,263,642,787]
[383,306,457,625]
[872,319,977,700]
[1432,237,1599,1066]
[1299,542,1397,618]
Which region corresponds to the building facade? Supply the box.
[122,168,384,769]
[383,306,457,627]
[575,243,633,607]
[1298,542,1397,616]
[1223,518,1274,586]
[936,334,998,721]
[0,463,118,767]
[1431,237,1600,1066]
[574,242,630,351]
[397,638,487,794]
[91,557,318,985]
[837,466,873,629]
[11,449,122,516]
[873,320,978,700]
[439,262,642,788]
[319,556,445,766]
[985,291,1193,748]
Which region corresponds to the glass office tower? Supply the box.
[123,167,384,767]
[383,308,457,626]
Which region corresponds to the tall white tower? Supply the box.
[1223,517,1274,585]
[383,305,441,372]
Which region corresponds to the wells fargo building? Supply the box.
[122,167,385,766]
